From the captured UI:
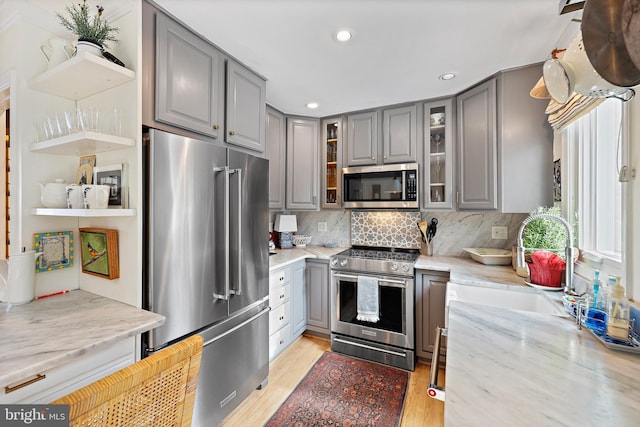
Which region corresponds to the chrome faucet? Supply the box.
[516,213,575,294]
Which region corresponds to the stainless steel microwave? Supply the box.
[342,163,419,209]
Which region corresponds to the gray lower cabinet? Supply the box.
[226,61,266,152]
[305,260,330,336]
[286,117,319,210]
[154,12,224,139]
[266,106,286,209]
[346,111,378,166]
[382,105,418,164]
[415,270,449,360]
[457,78,497,210]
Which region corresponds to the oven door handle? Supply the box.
[332,273,407,287]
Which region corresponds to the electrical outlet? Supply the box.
[492,226,508,240]
[318,222,327,232]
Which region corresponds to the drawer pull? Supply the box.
[229,130,236,136]
[5,374,46,394]
[280,294,285,299]
[279,316,284,321]
[279,339,284,345]
[213,124,220,130]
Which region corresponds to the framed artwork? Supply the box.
[76,155,96,185]
[34,231,74,272]
[553,159,561,202]
[93,163,128,208]
[79,228,119,280]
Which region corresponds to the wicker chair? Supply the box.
[52,334,204,427]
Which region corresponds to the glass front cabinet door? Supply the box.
[424,99,454,209]
[321,117,343,208]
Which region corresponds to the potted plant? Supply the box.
[521,206,571,287]
[57,0,119,55]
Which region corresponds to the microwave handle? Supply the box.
[402,171,407,201]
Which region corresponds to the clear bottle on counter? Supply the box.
[606,276,630,341]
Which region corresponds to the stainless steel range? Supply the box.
[330,246,418,371]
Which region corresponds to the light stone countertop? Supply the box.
[445,301,640,426]
[269,246,347,270]
[0,290,165,387]
[416,255,529,288]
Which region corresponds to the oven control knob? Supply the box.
[402,264,411,273]
[340,259,348,267]
[390,263,398,271]
[330,259,338,267]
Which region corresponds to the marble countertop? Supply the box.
[416,255,528,288]
[269,246,347,270]
[445,301,640,426]
[0,290,165,387]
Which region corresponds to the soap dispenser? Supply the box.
[585,270,606,332]
[606,276,630,341]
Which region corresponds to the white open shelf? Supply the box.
[32,208,136,217]
[29,52,135,100]
[30,131,135,155]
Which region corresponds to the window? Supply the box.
[562,98,624,278]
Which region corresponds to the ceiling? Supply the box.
[156,0,579,117]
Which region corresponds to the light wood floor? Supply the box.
[221,334,445,426]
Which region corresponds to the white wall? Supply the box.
[0,0,142,306]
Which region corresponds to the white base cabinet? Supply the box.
[268,260,306,361]
[1,338,134,404]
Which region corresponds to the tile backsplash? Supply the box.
[274,210,527,254]
[351,211,422,249]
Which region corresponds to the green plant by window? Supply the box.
[521,206,569,259]
[57,0,119,48]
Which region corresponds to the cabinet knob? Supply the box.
[229,130,236,136]
[279,339,284,345]
[213,125,220,130]
[280,294,285,299]
[383,156,387,159]
[279,316,284,321]
[371,156,375,160]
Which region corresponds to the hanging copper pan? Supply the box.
[582,0,640,87]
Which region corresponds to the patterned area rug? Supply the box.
[265,351,409,426]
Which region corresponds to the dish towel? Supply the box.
[356,276,380,323]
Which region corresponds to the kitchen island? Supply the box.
[445,300,640,426]
[0,290,164,401]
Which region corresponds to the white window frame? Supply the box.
[562,99,625,283]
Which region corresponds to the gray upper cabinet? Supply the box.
[382,105,418,164]
[226,61,266,152]
[155,13,224,139]
[497,64,553,213]
[286,117,319,210]
[457,79,497,210]
[266,106,286,210]
[346,111,378,166]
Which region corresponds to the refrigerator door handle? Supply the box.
[213,166,230,301]
[203,306,270,346]
[230,168,242,296]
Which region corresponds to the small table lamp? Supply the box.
[274,214,297,249]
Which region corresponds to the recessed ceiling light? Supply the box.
[439,73,456,81]
[334,30,352,42]
[306,102,319,109]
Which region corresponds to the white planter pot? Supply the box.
[75,40,103,57]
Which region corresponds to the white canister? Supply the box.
[0,251,43,305]
[82,184,110,209]
[66,184,84,209]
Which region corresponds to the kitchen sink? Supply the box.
[445,282,568,320]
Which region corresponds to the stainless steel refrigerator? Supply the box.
[142,128,270,427]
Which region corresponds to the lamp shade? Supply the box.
[274,214,297,232]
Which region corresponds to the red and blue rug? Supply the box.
[265,351,409,426]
